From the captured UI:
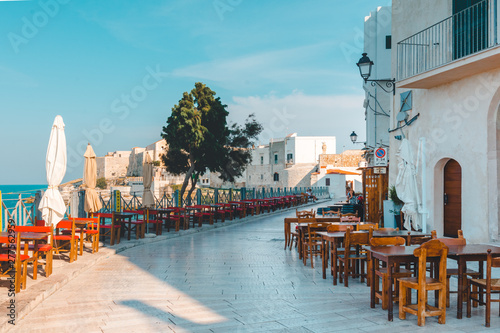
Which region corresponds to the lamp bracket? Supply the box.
[366,79,396,95]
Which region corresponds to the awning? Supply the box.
[326,169,361,175]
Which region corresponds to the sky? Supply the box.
[0,0,384,185]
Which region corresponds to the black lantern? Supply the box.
[350,131,358,144]
[356,53,374,82]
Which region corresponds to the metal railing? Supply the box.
[1,186,330,229]
[397,0,498,80]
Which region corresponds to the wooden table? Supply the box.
[366,245,419,321]
[283,217,343,250]
[446,244,500,319]
[156,208,179,232]
[1,231,50,280]
[319,230,431,281]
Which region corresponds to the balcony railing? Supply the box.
[397,0,498,81]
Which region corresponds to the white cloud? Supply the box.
[227,91,366,152]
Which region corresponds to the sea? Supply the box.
[0,184,47,210]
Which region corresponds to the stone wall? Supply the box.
[319,150,365,168]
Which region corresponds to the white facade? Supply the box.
[390,0,500,242]
[363,6,392,162]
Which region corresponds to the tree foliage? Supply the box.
[96,177,107,189]
[161,82,263,202]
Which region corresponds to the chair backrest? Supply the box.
[307,223,330,243]
[342,212,357,217]
[435,229,466,246]
[296,209,314,218]
[370,236,406,247]
[327,224,351,232]
[344,227,372,254]
[72,217,100,230]
[378,227,399,232]
[357,223,378,231]
[55,219,75,237]
[408,230,437,245]
[340,216,361,222]
[35,219,46,227]
[413,239,448,285]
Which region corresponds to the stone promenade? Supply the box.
[12,201,500,332]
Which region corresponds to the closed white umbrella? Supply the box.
[395,138,421,230]
[142,153,154,208]
[142,153,155,237]
[83,143,102,214]
[38,115,67,226]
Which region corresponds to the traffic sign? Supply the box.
[374,148,387,167]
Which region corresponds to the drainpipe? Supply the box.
[419,137,427,233]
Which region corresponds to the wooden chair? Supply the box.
[222,204,234,221]
[14,225,53,279]
[337,227,372,287]
[378,227,399,232]
[358,223,378,231]
[53,219,78,263]
[436,231,480,307]
[302,222,329,268]
[122,210,145,239]
[0,232,30,292]
[73,217,100,253]
[340,216,361,222]
[369,236,412,310]
[399,239,448,326]
[342,212,357,217]
[145,209,163,235]
[296,209,314,218]
[98,213,121,246]
[327,224,350,283]
[289,212,315,250]
[408,230,437,245]
[467,249,500,327]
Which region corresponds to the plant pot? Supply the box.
[394,214,402,230]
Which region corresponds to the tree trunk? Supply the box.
[180,153,196,204]
[186,174,198,204]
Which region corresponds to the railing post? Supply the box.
[241,187,246,200]
[214,189,219,203]
[196,189,201,205]
[229,188,233,202]
[270,188,273,198]
[113,190,121,212]
[174,190,180,207]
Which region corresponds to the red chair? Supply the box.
[96,213,121,246]
[122,210,145,239]
[53,219,78,262]
[222,204,234,220]
[166,207,185,231]
[0,232,30,292]
[143,209,163,235]
[229,201,245,218]
[14,225,53,279]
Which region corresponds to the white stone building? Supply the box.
[362,6,392,165]
[245,133,337,190]
[390,0,500,242]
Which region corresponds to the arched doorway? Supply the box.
[444,159,462,237]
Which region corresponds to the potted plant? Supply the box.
[389,185,404,230]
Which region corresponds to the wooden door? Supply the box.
[362,167,388,225]
[444,159,462,237]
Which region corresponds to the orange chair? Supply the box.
[53,219,78,262]
[72,217,100,253]
[0,232,30,292]
[14,225,53,279]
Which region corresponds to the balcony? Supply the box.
[397,0,499,88]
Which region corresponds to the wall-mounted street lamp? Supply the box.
[350,131,364,145]
[356,53,396,95]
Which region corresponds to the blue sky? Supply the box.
[0,0,382,184]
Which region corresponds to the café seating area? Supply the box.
[287,206,500,327]
[3,195,311,296]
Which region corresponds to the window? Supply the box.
[453,0,488,59]
[274,154,278,164]
[273,172,279,181]
[260,156,264,165]
[260,174,263,180]
[385,35,392,49]
[326,178,330,186]
[286,153,293,163]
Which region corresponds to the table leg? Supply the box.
[370,254,376,308]
[32,241,38,280]
[332,238,338,285]
[388,259,394,321]
[322,238,327,279]
[298,228,303,260]
[284,222,290,250]
[457,257,465,319]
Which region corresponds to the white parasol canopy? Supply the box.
[395,138,422,230]
[142,153,154,208]
[38,115,67,226]
[83,143,102,213]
